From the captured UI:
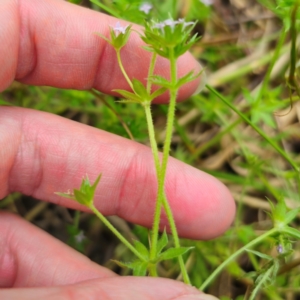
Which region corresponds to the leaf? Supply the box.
[74,189,90,206]
[132,262,148,276]
[54,192,75,200]
[284,207,300,225]
[246,249,272,261]
[158,247,193,262]
[149,75,173,89]
[133,240,149,259]
[90,174,102,196]
[149,87,167,101]
[132,79,149,100]
[112,259,148,276]
[176,70,203,89]
[283,226,300,239]
[156,230,168,256]
[113,89,142,103]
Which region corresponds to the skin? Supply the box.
[0,0,235,299]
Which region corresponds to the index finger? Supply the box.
[1,0,203,101]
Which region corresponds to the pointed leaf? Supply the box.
[113,89,142,103]
[112,259,148,276]
[156,230,168,256]
[132,262,148,276]
[283,226,300,239]
[284,208,300,225]
[176,70,203,89]
[149,75,173,89]
[55,192,75,200]
[73,189,90,206]
[246,249,272,260]
[149,87,167,101]
[90,174,102,196]
[133,240,149,259]
[132,79,149,100]
[158,247,193,262]
[94,32,112,45]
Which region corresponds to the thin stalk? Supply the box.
[89,203,146,262]
[73,210,81,229]
[200,228,278,291]
[205,84,300,190]
[149,48,177,261]
[144,105,190,284]
[147,53,157,94]
[116,50,134,91]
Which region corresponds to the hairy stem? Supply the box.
[144,104,190,284]
[116,50,134,91]
[89,203,146,262]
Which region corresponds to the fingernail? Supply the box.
[176,294,219,300]
[192,68,207,96]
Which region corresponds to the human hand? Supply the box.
[0,0,235,299]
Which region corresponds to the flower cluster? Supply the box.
[141,18,199,58]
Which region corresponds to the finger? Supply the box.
[0,277,217,300]
[1,0,203,102]
[1,107,235,240]
[0,212,116,288]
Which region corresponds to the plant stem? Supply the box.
[146,48,191,284]
[147,53,157,94]
[200,227,278,291]
[149,49,177,261]
[144,103,190,284]
[205,84,300,188]
[89,203,146,262]
[116,50,134,91]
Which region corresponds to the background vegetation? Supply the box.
[2,0,300,299]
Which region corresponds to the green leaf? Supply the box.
[113,89,142,103]
[284,208,300,225]
[54,192,75,200]
[132,262,148,276]
[149,87,168,101]
[73,189,90,206]
[112,260,148,276]
[246,249,272,260]
[176,70,203,89]
[90,174,102,196]
[158,247,193,262]
[132,79,149,100]
[133,240,149,259]
[283,226,300,239]
[149,75,173,89]
[56,174,102,207]
[156,230,168,256]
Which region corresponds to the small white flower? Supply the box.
[139,3,153,14]
[177,18,196,28]
[112,21,128,35]
[153,21,165,30]
[75,231,86,243]
[200,0,213,6]
[163,18,178,29]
